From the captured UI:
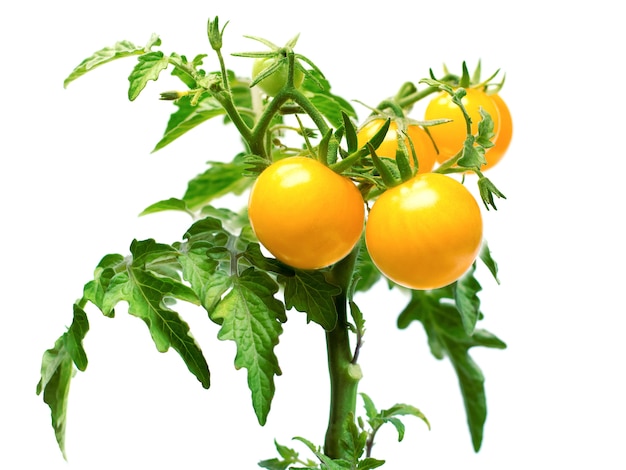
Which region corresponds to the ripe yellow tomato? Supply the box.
[248,156,365,270]
[365,173,483,289]
[356,119,437,174]
[424,88,501,165]
[481,93,512,170]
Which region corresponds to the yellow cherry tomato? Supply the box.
[248,156,365,270]
[356,119,437,174]
[482,93,513,170]
[365,173,483,290]
[424,88,501,164]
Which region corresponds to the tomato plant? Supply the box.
[424,87,501,164]
[365,173,483,290]
[36,17,511,469]
[357,118,437,173]
[248,156,364,270]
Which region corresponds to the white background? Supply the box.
[2,1,625,468]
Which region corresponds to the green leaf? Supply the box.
[36,336,72,459]
[453,264,482,335]
[397,287,506,451]
[352,240,382,294]
[213,268,284,425]
[65,304,90,371]
[64,38,156,88]
[302,70,357,128]
[82,253,127,317]
[475,108,496,149]
[280,270,340,330]
[479,241,500,284]
[457,135,486,169]
[258,440,307,470]
[84,239,210,388]
[360,392,379,422]
[339,414,367,464]
[139,197,192,216]
[170,52,208,88]
[380,403,431,435]
[37,306,90,459]
[182,155,252,210]
[153,93,227,152]
[128,51,169,101]
[357,458,386,469]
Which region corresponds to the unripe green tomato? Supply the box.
[252,57,305,97]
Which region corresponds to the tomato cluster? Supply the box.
[247,65,510,288]
[248,158,483,289]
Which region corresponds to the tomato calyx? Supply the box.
[232,34,325,97]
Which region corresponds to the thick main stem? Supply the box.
[323,248,360,459]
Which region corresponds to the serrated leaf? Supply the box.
[83,239,210,388]
[128,51,169,100]
[360,393,379,422]
[339,415,367,463]
[352,239,381,294]
[65,304,90,371]
[37,305,90,459]
[64,39,151,88]
[457,135,486,169]
[178,246,232,314]
[122,239,209,388]
[214,268,284,425]
[397,288,505,451]
[258,440,303,470]
[83,253,127,317]
[169,52,207,88]
[454,264,482,335]
[280,270,340,330]
[153,94,227,152]
[182,155,251,210]
[476,108,496,149]
[36,336,72,459]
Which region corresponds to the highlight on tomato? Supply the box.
[365,173,483,290]
[252,56,305,97]
[248,156,365,270]
[356,119,437,174]
[424,88,501,166]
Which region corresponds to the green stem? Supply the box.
[323,246,361,459]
